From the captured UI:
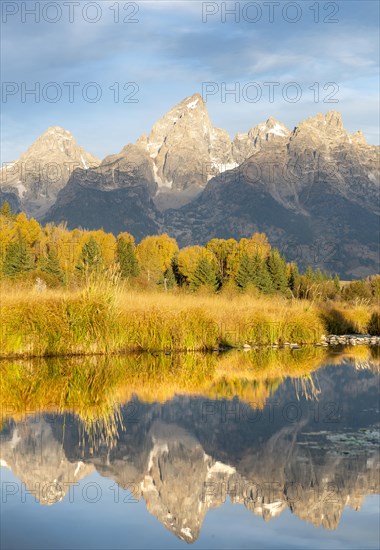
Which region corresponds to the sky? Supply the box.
[1,0,379,162]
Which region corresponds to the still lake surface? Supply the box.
[1,348,379,549]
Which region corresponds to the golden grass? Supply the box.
[319,302,377,334]
[0,284,326,357]
[0,281,378,358]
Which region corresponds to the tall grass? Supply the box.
[0,282,378,358]
[320,303,380,335]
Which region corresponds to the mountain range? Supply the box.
[1,94,379,277]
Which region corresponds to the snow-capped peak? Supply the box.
[187,98,199,110]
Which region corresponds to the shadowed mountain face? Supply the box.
[164,159,380,277]
[4,96,380,277]
[1,362,379,544]
[43,144,162,240]
[164,110,380,278]
[0,190,20,213]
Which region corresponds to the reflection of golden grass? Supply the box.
[203,378,282,409]
[1,346,377,437]
[208,348,328,408]
[0,356,124,424]
[326,345,380,373]
[214,347,327,378]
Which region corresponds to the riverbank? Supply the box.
[0,285,379,358]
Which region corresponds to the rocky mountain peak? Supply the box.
[2,126,100,218]
[232,117,290,164]
[251,117,290,139]
[325,110,344,128]
[46,125,74,135]
[141,92,211,160]
[293,110,347,139]
[134,93,234,200]
[178,92,205,112]
[351,129,367,145]
[23,126,77,158]
[289,111,356,150]
[6,100,378,279]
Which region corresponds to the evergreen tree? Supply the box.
[333,274,340,292]
[76,237,103,273]
[171,253,186,287]
[0,201,14,218]
[253,255,273,294]
[116,237,139,278]
[235,253,254,290]
[190,257,218,291]
[158,266,177,290]
[3,236,35,277]
[315,268,325,283]
[40,247,64,283]
[267,249,288,293]
[235,253,273,293]
[305,266,315,281]
[288,263,300,296]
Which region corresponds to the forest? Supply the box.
[1,201,379,358]
[1,201,378,301]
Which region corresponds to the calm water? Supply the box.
[1,349,379,549]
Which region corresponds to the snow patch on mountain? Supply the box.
[187,98,199,109]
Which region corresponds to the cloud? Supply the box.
[1,0,379,161]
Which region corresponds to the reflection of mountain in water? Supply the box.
[1,364,379,543]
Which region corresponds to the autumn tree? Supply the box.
[0,210,15,269]
[13,212,42,248]
[90,229,116,267]
[206,238,237,284]
[136,234,179,283]
[0,201,14,218]
[177,245,219,289]
[244,232,271,259]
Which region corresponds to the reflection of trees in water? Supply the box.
[0,346,378,430]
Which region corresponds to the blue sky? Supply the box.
[1,0,379,162]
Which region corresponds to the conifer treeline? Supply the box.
[1,202,378,300]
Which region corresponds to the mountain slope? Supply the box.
[43,143,161,238]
